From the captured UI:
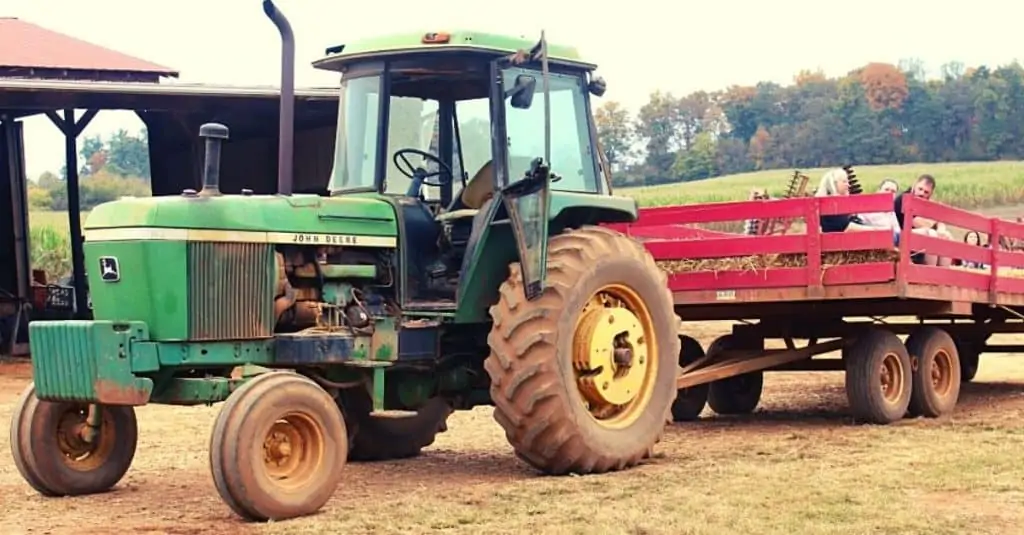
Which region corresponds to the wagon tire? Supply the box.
[955,339,980,384]
[673,335,709,421]
[706,335,764,416]
[844,329,912,424]
[906,327,961,418]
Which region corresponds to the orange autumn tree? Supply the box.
[857,62,909,111]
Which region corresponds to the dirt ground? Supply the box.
[2,321,1024,535]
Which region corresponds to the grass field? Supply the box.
[3,322,1024,534]
[620,160,1024,209]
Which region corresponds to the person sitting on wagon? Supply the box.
[956,231,988,269]
[814,168,875,233]
[856,178,901,231]
[892,174,953,266]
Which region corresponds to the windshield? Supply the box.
[330,74,380,192]
[329,71,493,199]
[328,64,599,197]
[502,68,599,192]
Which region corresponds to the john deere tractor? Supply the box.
[10,0,680,522]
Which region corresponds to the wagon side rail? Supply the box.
[898,195,1024,306]
[604,205,739,241]
[618,194,898,300]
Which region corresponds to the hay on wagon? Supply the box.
[657,249,899,274]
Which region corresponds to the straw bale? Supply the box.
[657,249,899,274]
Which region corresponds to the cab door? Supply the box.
[489,61,553,300]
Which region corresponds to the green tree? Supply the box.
[593,101,635,170]
[104,129,151,179]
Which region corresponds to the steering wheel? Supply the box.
[392,148,454,187]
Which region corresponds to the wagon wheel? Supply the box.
[209,371,347,522]
[9,382,138,497]
[905,327,961,418]
[953,336,982,383]
[672,335,709,421]
[844,328,912,424]
[706,334,764,416]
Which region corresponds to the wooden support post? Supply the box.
[45,108,99,319]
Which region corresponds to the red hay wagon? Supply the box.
[606,192,1024,425]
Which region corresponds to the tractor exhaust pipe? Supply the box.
[198,123,228,196]
[262,0,295,196]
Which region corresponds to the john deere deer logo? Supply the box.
[98,256,120,282]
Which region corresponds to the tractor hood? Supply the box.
[83,193,399,240]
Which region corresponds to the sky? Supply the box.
[4,0,1023,179]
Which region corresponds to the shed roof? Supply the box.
[0,17,179,79]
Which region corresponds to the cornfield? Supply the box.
[622,161,1024,209]
[29,226,72,282]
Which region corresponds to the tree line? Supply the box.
[30,129,151,212]
[594,59,1024,187]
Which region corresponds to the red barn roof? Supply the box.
[0,17,179,81]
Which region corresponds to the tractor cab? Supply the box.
[313,31,611,305]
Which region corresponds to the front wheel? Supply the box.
[209,371,347,522]
[9,382,137,497]
[484,226,680,475]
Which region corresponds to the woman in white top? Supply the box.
[857,179,901,230]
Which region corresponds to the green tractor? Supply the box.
[10,0,680,522]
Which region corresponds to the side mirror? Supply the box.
[507,74,537,109]
[588,76,607,97]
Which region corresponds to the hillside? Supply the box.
[619,161,1024,209]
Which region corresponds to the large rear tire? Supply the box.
[9,382,137,497]
[484,226,680,475]
[209,371,347,522]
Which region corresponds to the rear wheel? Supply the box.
[209,371,347,522]
[337,389,452,461]
[844,329,912,424]
[672,335,708,422]
[906,327,961,418]
[9,382,137,497]
[484,226,679,475]
[706,335,764,416]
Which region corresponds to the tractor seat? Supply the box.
[435,160,495,223]
[435,208,480,223]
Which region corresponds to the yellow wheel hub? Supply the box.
[573,284,658,426]
[261,414,325,489]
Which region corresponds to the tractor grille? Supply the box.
[187,242,276,340]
